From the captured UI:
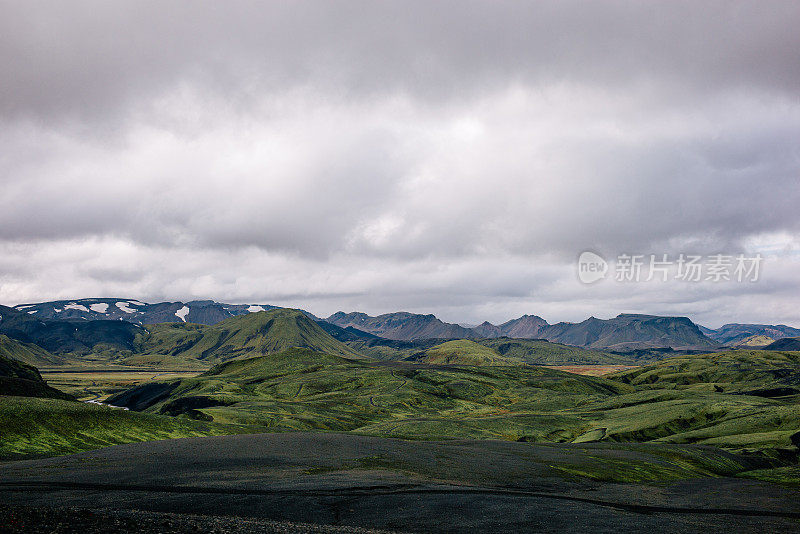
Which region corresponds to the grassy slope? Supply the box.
[347,336,635,366]
[6,346,800,489]
[598,351,800,452]
[105,348,800,458]
[109,348,631,441]
[476,337,631,365]
[133,309,362,366]
[0,396,253,460]
[732,334,775,348]
[0,334,65,367]
[610,350,800,393]
[408,340,523,365]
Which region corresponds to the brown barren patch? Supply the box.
[542,365,639,376]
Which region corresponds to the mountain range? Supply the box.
[698,323,800,345]
[326,311,718,350]
[6,298,800,351]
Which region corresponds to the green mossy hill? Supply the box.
[0,396,252,459]
[476,338,631,365]
[134,308,362,365]
[590,351,800,453]
[105,347,800,454]
[345,336,631,366]
[610,350,800,395]
[108,348,631,440]
[407,340,522,366]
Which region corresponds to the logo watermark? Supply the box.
[577,252,762,284]
[577,251,608,284]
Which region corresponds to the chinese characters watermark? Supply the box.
[578,252,762,284]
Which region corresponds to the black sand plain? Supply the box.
[2,432,800,533]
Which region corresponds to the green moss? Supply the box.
[737,465,800,487]
[0,396,253,460]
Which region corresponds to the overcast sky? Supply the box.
[1,1,799,327]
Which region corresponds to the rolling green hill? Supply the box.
[0,396,254,459]
[610,350,800,396]
[476,338,631,365]
[406,339,522,365]
[338,333,638,366]
[133,308,362,366]
[593,351,800,452]
[108,348,630,440]
[103,347,800,456]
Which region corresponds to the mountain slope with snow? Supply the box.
[12,299,288,326]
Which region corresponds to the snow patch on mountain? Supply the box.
[248,305,265,313]
[90,303,109,313]
[175,306,190,322]
[64,303,90,312]
[116,302,136,314]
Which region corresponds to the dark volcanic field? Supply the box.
[2,433,800,533]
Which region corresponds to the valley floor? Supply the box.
[39,369,202,401]
[2,433,800,533]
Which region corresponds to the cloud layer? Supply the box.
[1,1,799,327]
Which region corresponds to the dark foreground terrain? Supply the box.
[0,506,398,534]
[2,433,799,533]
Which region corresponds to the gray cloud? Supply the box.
[1,1,799,326]
[3,1,800,122]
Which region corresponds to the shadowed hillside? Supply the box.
[0,305,143,354]
[765,337,800,351]
[542,314,719,351]
[0,350,73,400]
[0,334,64,367]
